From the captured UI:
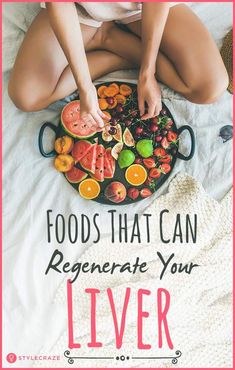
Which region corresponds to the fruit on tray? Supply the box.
[106,148,116,176]
[80,143,97,174]
[159,154,172,164]
[102,131,113,142]
[104,86,118,97]
[98,98,109,110]
[119,84,132,96]
[113,124,122,142]
[54,154,74,173]
[54,82,179,204]
[61,100,97,139]
[125,164,147,186]
[159,163,171,174]
[123,128,135,147]
[127,187,139,200]
[154,148,167,157]
[97,85,107,98]
[104,151,113,179]
[79,178,101,200]
[65,167,88,183]
[109,83,120,94]
[111,142,123,160]
[72,140,93,163]
[161,137,170,149]
[54,135,74,155]
[140,188,152,198]
[149,168,161,179]
[143,158,155,169]
[118,149,135,169]
[92,144,105,182]
[136,139,153,158]
[104,181,127,203]
[167,131,178,142]
[115,94,126,105]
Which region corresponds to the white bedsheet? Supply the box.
[2,2,233,368]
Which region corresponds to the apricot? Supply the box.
[120,84,132,96]
[104,86,118,97]
[102,111,112,121]
[54,135,74,155]
[97,85,107,98]
[109,83,119,94]
[54,154,74,173]
[98,98,109,110]
[105,181,127,203]
[115,94,126,105]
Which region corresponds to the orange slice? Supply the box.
[125,164,147,186]
[104,86,117,97]
[97,85,107,98]
[98,98,109,110]
[120,84,132,96]
[79,178,100,200]
[109,83,119,95]
[115,94,126,105]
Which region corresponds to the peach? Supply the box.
[105,181,127,203]
[54,135,74,154]
[54,154,74,173]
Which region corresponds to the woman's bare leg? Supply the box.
[105,5,228,104]
[8,10,132,111]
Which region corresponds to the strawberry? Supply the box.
[154,148,166,157]
[143,158,156,169]
[127,188,139,200]
[159,163,171,174]
[140,188,152,198]
[149,168,161,179]
[167,131,178,142]
[161,137,170,149]
[144,176,154,186]
[159,154,172,164]
[165,119,173,129]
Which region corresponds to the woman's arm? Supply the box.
[46,2,106,127]
[138,2,170,119]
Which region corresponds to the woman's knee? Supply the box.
[8,76,46,112]
[187,68,229,104]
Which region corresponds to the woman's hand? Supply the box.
[79,84,108,130]
[137,73,162,120]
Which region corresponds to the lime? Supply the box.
[136,139,153,158]
[118,150,135,169]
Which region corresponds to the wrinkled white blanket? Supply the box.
[2,2,233,368]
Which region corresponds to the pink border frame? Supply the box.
[0,1,234,369]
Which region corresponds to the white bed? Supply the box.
[2,2,233,368]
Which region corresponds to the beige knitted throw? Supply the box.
[34,173,232,368]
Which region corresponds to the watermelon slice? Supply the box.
[104,151,113,179]
[80,143,97,174]
[72,140,93,163]
[106,148,116,177]
[92,145,105,182]
[61,100,97,139]
[65,167,87,183]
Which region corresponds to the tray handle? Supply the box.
[177,125,195,161]
[38,122,57,158]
